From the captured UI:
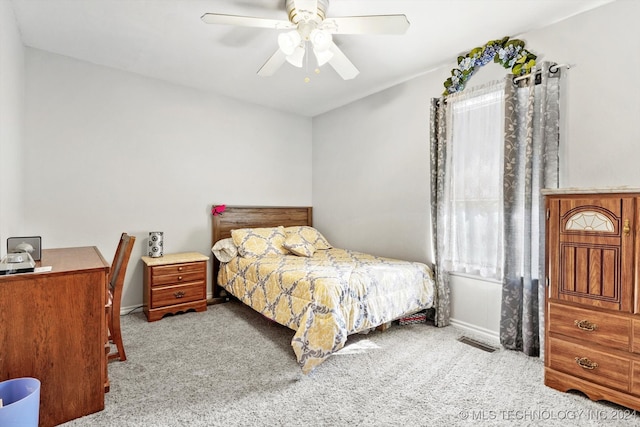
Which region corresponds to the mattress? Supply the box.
[219,248,435,373]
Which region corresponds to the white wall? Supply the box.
[23,49,312,310]
[312,0,640,341]
[312,78,436,264]
[523,0,640,188]
[0,1,25,257]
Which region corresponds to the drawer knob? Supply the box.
[178,276,183,281]
[174,291,185,298]
[574,319,598,332]
[575,357,599,370]
[178,266,184,271]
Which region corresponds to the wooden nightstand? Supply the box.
[141,252,209,322]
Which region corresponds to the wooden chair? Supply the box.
[107,232,135,362]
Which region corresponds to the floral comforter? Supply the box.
[219,248,435,374]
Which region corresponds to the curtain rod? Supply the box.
[513,63,572,83]
[437,63,573,102]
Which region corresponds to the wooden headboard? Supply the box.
[210,206,313,301]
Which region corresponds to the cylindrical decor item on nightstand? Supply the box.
[148,232,164,258]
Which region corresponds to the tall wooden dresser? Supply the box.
[0,247,109,427]
[544,189,640,410]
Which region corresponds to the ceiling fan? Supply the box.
[201,0,410,80]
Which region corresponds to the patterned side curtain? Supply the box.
[429,98,451,327]
[500,62,561,356]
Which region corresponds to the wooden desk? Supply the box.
[0,247,109,427]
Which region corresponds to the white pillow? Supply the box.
[211,238,238,263]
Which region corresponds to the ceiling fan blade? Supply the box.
[201,13,294,30]
[327,42,359,80]
[322,15,410,34]
[257,49,288,76]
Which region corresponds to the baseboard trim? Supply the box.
[450,318,500,346]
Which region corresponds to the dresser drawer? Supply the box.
[631,320,640,354]
[548,337,630,392]
[548,302,630,351]
[150,282,205,309]
[632,362,640,396]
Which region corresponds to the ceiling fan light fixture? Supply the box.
[286,45,306,67]
[310,28,332,51]
[313,47,334,66]
[278,30,302,55]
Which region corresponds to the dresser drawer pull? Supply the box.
[177,276,183,281]
[575,357,599,370]
[178,266,184,272]
[174,291,185,298]
[574,319,598,332]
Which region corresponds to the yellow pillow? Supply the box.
[284,226,332,250]
[231,226,288,258]
[283,234,316,257]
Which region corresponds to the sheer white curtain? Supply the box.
[442,81,505,279]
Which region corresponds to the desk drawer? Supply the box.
[548,302,630,351]
[548,336,630,392]
[151,282,205,309]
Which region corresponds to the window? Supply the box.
[442,83,505,279]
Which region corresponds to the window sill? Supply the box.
[448,271,502,285]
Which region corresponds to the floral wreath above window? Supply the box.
[443,36,537,96]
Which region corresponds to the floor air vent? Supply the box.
[458,336,498,353]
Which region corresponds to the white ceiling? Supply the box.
[10,0,613,117]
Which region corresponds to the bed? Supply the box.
[211,206,435,374]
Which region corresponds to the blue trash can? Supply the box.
[0,377,40,427]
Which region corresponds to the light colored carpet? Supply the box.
[62,301,640,426]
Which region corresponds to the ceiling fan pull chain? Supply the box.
[304,41,311,83]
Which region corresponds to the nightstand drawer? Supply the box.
[548,302,630,351]
[152,262,204,277]
[548,337,630,393]
[150,282,205,309]
[150,270,204,286]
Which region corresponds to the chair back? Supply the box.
[107,232,135,362]
[109,233,135,298]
